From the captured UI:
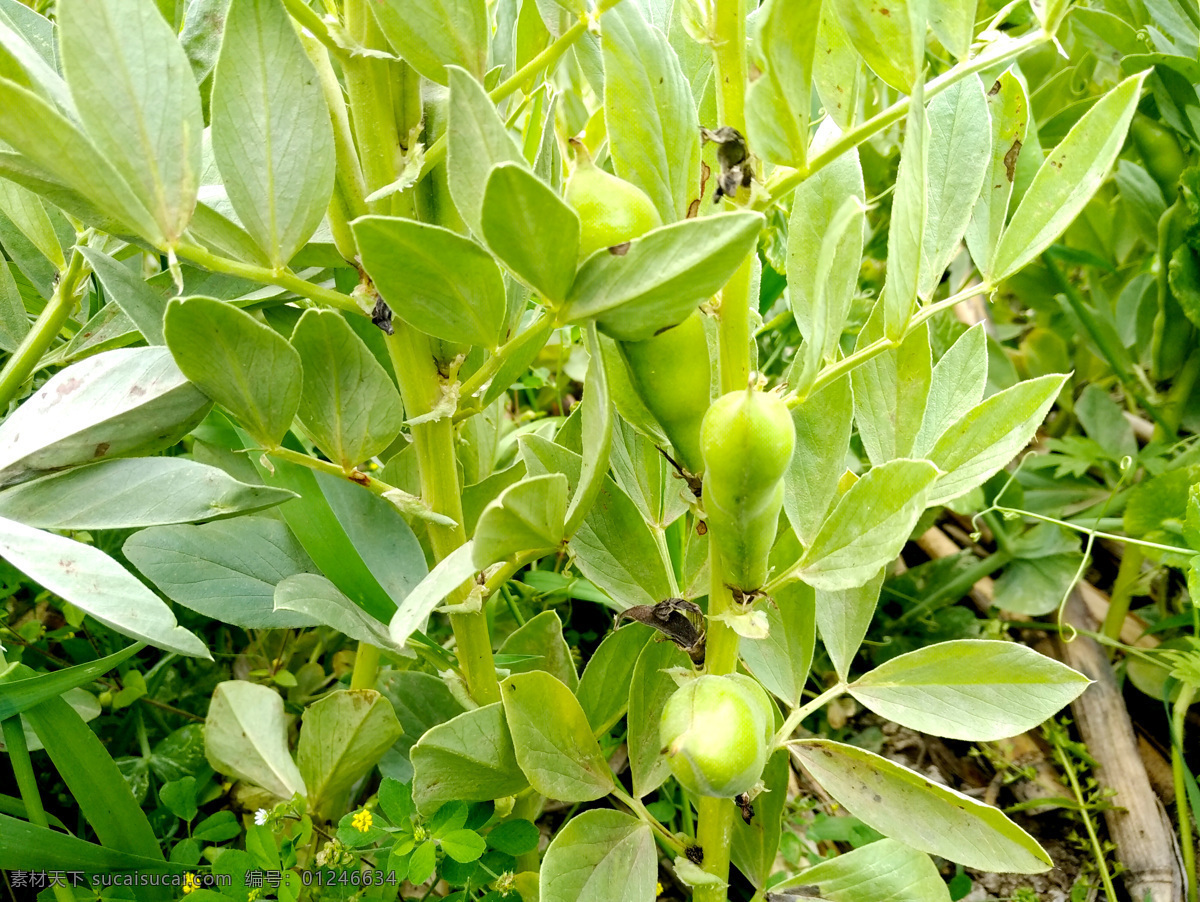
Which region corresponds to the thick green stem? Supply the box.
[697,3,752,897]
[1172,684,1198,902]
[457,309,556,407]
[385,326,500,706]
[342,0,401,208]
[349,642,380,691]
[0,244,88,410]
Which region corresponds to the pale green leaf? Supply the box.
[831,0,926,91]
[929,0,976,60]
[291,309,404,468]
[204,680,306,799]
[746,0,820,168]
[498,609,578,690]
[59,0,202,244]
[212,0,336,267]
[274,574,398,651]
[0,177,62,269]
[0,458,296,529]
[771,838,950,902]
[78,247,168,345]
[927,374,1068,506]
[799,460,939,590]
[791,739,1051,872]
[562,212,764,341]
[784,375,853,547]
[481,162,580,303]
[353,215,506,348]
[852,305,932,466]
[297,689,403,818]
[164,296,303,449]
[0,515,209,657]
[369,0,487,84]
[540,810,656,902]
[739,581,815,708]
[813,6,862,130]
[627,639,690,799]
[602,2,700,221]
[123,517,319,630]
[817,570,884,682]
[883,75,926,337]
[410,703,528,814]
[849,639,1090,740]
[388,542,477,648]
[576,625,652,737]
[964,69,1028,275]
[473,473,569,568]
[991,71,1148,281]
[919,76,991,298]
[0,347,211,487]
[912,322,987,457]
[501,671,614,801]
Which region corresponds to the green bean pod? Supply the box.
[618,311,713,474]
[700,388,795,592]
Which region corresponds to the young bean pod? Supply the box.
[660,674,775,798]
[565,145,662,261]
[700,388,795,592]
[618,311,713,475]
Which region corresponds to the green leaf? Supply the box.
[852,307,932,466]
[912,323,986,457]
[291,309,404,468]
[164,297,303,448]
[790,739,1051,872]
[446,65,528,238]
[784,375,853,546]
[274,573,398,650]
[0,177,63,270]
[0,813,184,872]
[0,643,140,722]
[992,554,1084,616]
[919,76,991,298]
[991,70,1148,281]
[539,810,656,902]
[813,7,862,130]
[0,515,208,657]
[798,460,940,591]
[486,818,540,856]
[883,75,926,337]
[473,473,568,568]
[410,703,529,815]
[521,435,672,608]
[746,0,820,168]
[816,571,885,687]
[0,458,296,529]
[481,163,579,303]
[23,691,163,861]
[576,624,652,737]
[830,0,925,91]
[376,672,465,784]
[498,609,578,690]
[78,247,168,345]
[627,639,690,799]
[440,828,486,863]
[500,670,614,801]
[297,689,403,818]
[245,453,424,623]
[58,0,202,245]
[849,639,1089,740]
[929,0,976,60]
[739,581,815,708]
[787,122,865,383]
[964,69,1028,276]
[204,680,307,800]
[211,0,335,267]
[601,2,700,221]
[566,325,612,534]
[353,215,506,348]
[927,374,1068,506]
[369,0,487,84]
[562,212,764,341]
[0,347,211,487]
[0,261,27,354]
[124,516,319,629]
[388,541,477,647]
[770,838,951,901]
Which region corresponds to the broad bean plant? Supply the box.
[0,0,1163,898]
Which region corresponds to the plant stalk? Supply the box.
[174,243,359,313]
[1172,683,1198,902]
[1101,544,1143,648]
[0,244,88,410]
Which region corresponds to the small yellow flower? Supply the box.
[352,809,374,833]
[656,881,664,897]
[182,873,201,894]
[247,892,261,902]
